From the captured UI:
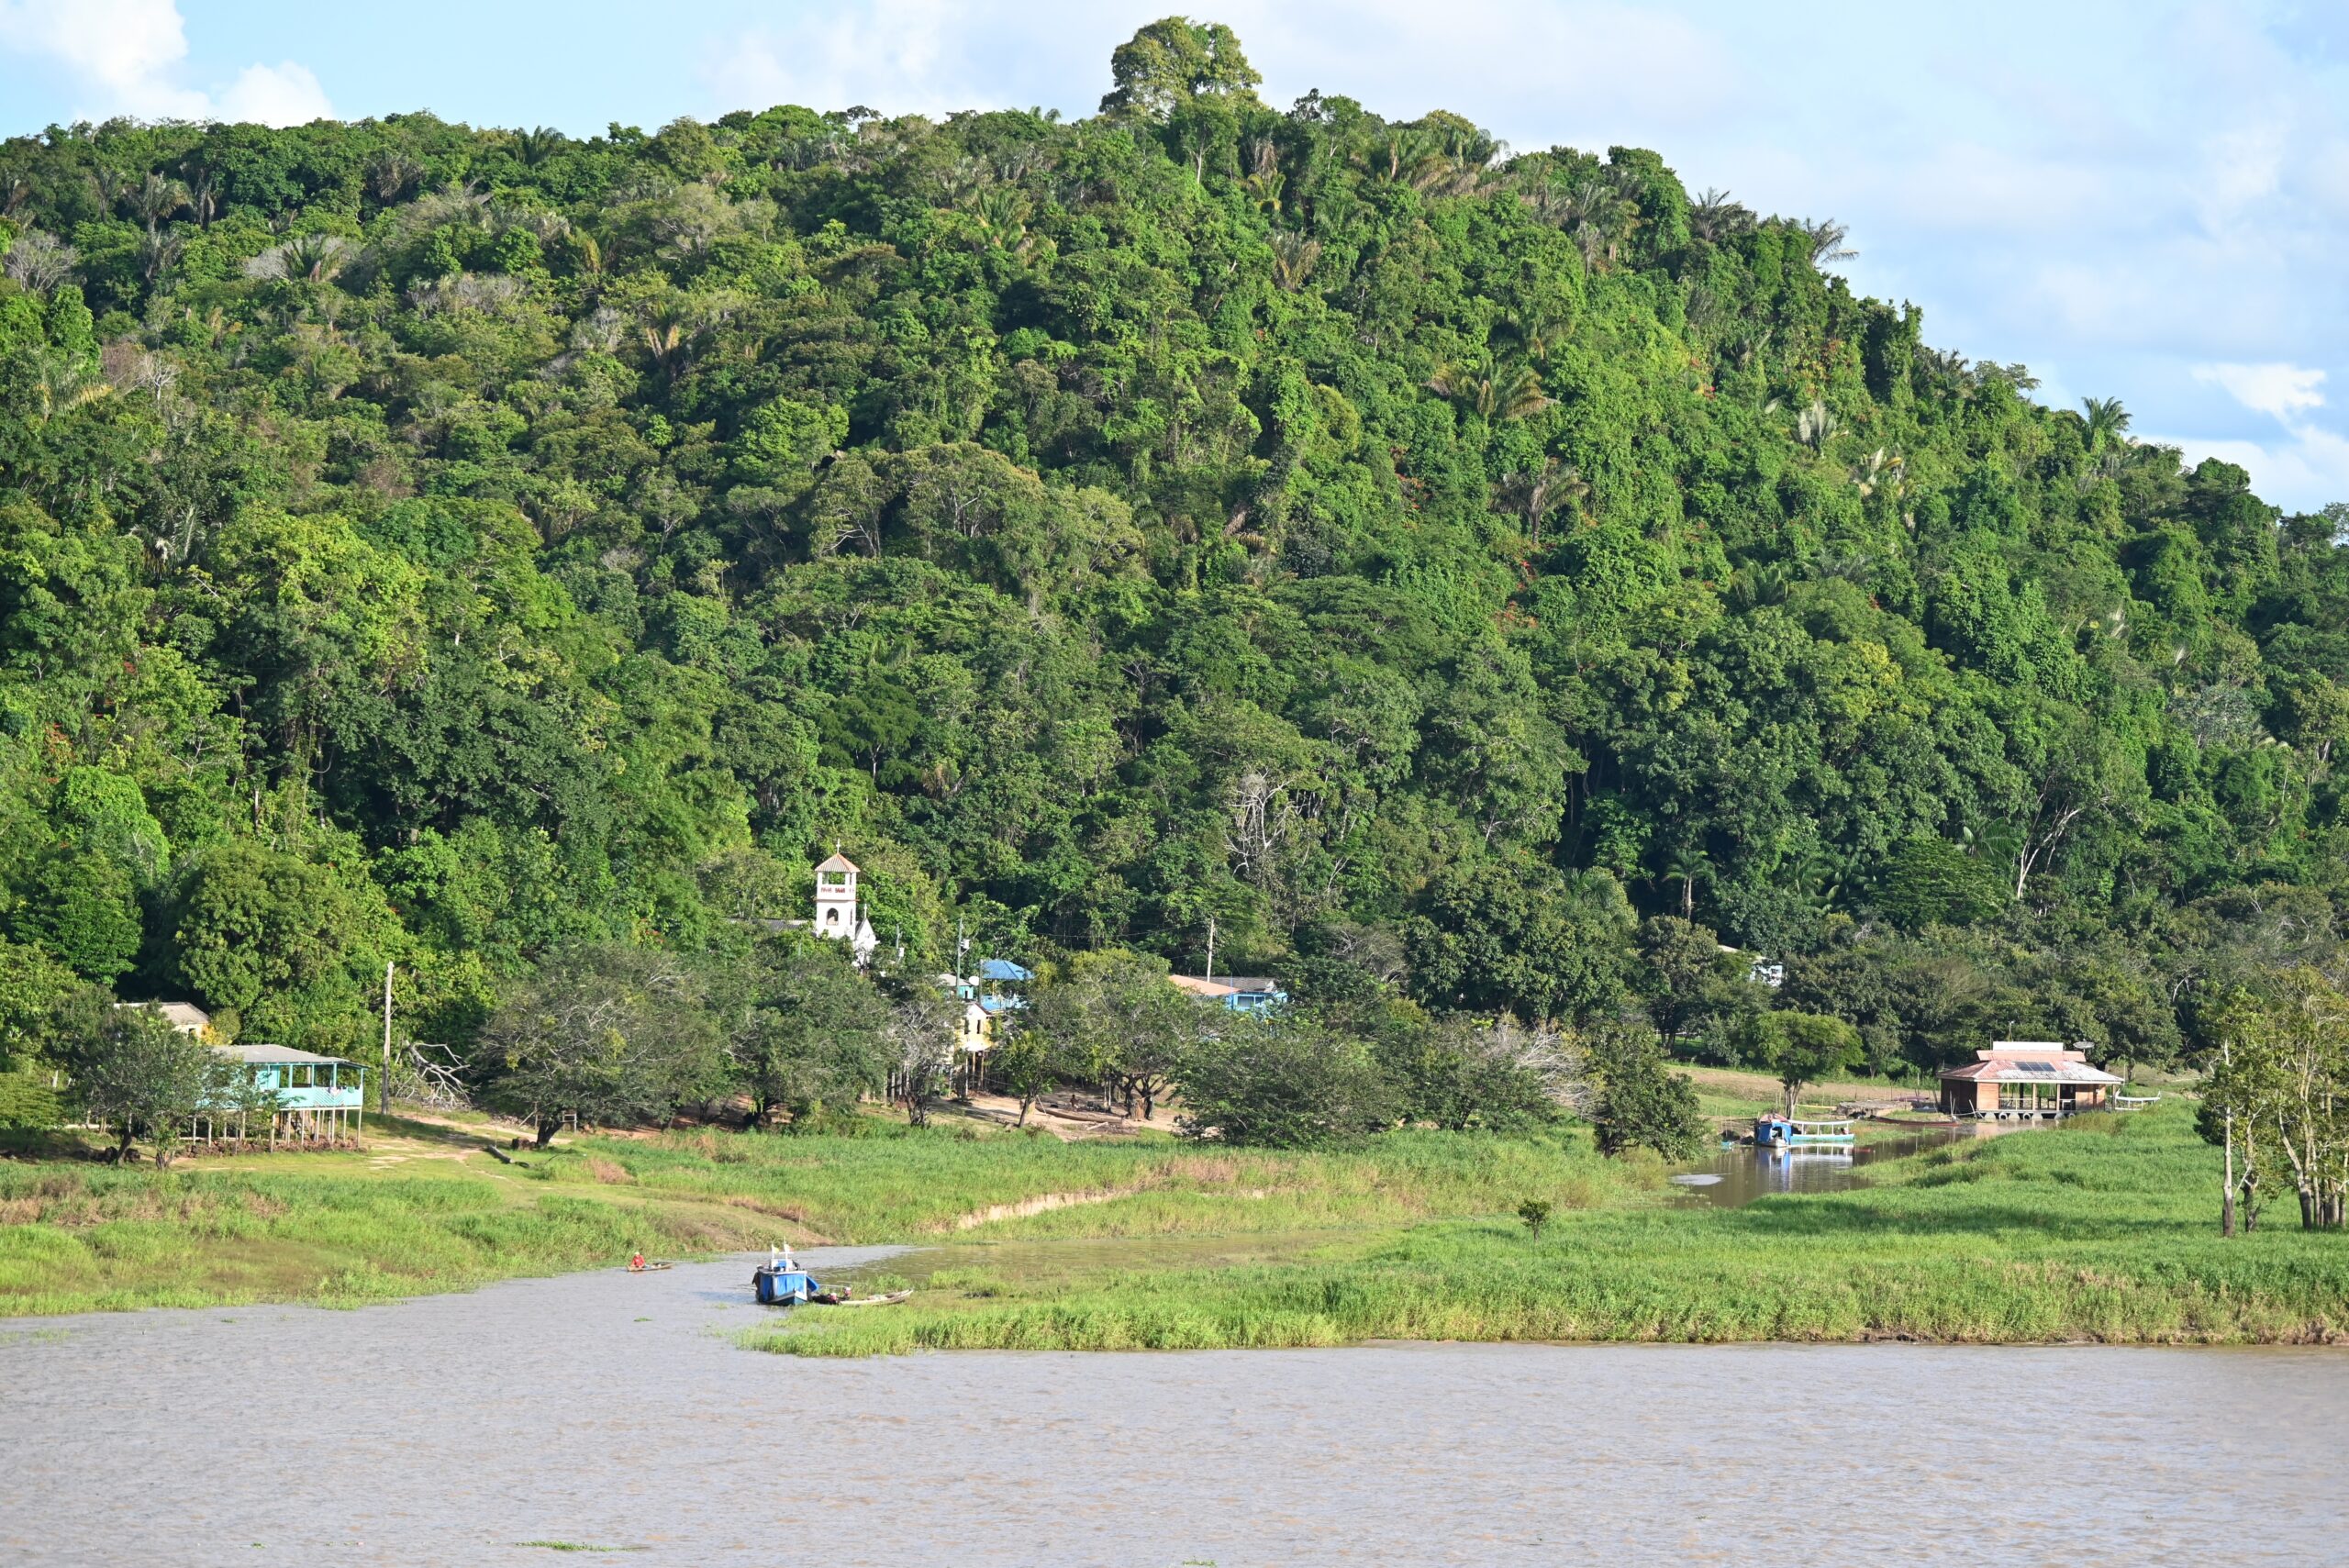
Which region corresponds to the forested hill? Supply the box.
[0,20,2340,1069]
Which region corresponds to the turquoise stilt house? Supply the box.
[125,1001,368,1147]
[210,1042,367,1144]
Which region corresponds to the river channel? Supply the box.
[4,1250,2342,1566]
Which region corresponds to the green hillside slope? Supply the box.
[0,21,2339,1073]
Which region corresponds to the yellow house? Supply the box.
[957,997,994,1055]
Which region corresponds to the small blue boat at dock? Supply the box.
[1754,1115,1856,1148]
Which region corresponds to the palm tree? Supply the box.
[1268,231,1320,293]
[178,161,220,229]
[1663,846,1712,920]
[1687,188,1753,244]
[2081,396,2132,452]
[1494,458,1587,548]
[244,234,352,284]
[127,173,187,237]
[31,349,111,422]
[1241,136,1284,215]
[1960,821,2024,871]
[1561,176,1639,270]
[1796,399,1842,450]
[1850,447,1904,499]
[138,227,184,284]
[1799,217,1856,266]
[1794,849,1849,916]
[412,182,491,230]
[969,186,1041,261]
[1729,560,1791,610]
[512,127,567,168]
[637,297,703,381]
[365,151,426,206]
[1363,128,1433,183]
[1428,356,1553,421]
[87,162,130,215]
[1496,306,1572,362]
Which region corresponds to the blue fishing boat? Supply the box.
[1754,1114,1856,1148]
[751,1250,914,1307]
[754,1260,822,1305]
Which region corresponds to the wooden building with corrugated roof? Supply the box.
[1938,1041,2121,1120]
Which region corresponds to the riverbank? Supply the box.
[751,1105,2349,1356]
[0,1112,1642,1315]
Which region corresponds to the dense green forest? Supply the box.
[2,19,2344,1092]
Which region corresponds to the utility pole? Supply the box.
[1205,915,1216,984]
[381,962,394,1115]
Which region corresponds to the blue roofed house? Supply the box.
[939,957,1034,1088]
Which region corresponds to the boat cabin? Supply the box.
[1754,1115,1854,1147]
[1938,1042,2120,1120]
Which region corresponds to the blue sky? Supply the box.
[5,0,2346,511]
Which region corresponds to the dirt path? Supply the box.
[943,1092,1159,1140]
[950,1188,1139,1229]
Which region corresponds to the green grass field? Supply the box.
[747,1105,2349,1357]
[0,1112,1638,1315]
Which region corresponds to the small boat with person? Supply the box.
[1754,1114,1856,1148]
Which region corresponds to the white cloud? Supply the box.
[0,0,330,124]
[2194,362,2328,422]
[2167,361,2346,510]
[0,0,193,101]
[2149,426,2349,512]
[217,61,334,128]
[705,0,1019,119]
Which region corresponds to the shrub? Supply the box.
[1174,1014,1397,1147]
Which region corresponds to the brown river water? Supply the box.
[3,1249,2343,1566]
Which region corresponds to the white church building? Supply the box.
[814,850,880,966]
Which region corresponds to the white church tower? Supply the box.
[814,848,879,966]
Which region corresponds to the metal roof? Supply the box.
[1983,1040,2089,1061]
[1941,1058,2121,1084]
[814,852,859,874]
[125,1001,212,1034]
[1169,974,1286,1001]
[211,1043,356,1066]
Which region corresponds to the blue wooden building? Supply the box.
[1169,973,1288,1012]
[204,1043,368,1145]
